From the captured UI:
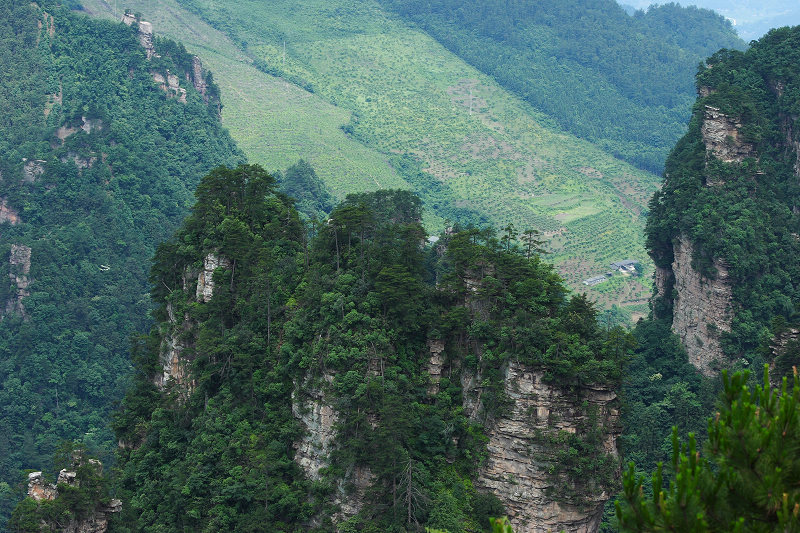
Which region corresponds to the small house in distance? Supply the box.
[610,259,639,274]
[582,275,607,287]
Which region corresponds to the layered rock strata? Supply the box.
[475,361,621,533]
[668,237,732,376]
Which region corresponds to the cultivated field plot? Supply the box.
[81,0,662,308]
[80,0,407,198]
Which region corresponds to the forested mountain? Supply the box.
[647,25,800,378]
[378,0,745,174]
[80,0,663,314]
[0,0,242,526]
[100,165,630,532]
[617,24,800,504]
[622,0,800,40]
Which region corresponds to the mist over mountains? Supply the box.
[620,0,800,39]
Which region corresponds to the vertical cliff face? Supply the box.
[669,237,733,376]
[647,29,800,371]
[196,252,230,303]
[700,105,756,168]
[473,362,621,533]
[156,252,230,391]
[292,371,377,522]
[293,376,338,482]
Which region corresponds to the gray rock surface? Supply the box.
[474,361,621,533]
[669,236,733,376]
[701,105,755,172]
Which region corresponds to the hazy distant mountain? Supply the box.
[621,1,800,39]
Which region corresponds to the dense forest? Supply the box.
[611,23,800,530]
[96,165,631,532]
[646,25,800,373]
[377,0,744,173]
[5,0,800,531]
[0,0,243,526]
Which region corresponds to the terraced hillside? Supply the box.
[81,0,660,312]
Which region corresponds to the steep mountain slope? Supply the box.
[80,0,661,313]
[78,0,410,198]
[110,166,629,532]
[0,0,242,524]
[647,25,800,377]
[378,0,744,173]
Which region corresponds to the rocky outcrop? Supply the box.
[670,236,732,376]
[61,151,97,170]
[292,376,372,522]
[771,327,800,359]
[5,244,32,318]
[156,253,230,390]
[293,381,338,482]
[81,116,103,134]
[155,300,194,390]
[196,252,231,302]
[701,105,755,169]
[122,13,155,59]
[653,266,672,299]
[23,159,46,183]
[0,198,20,225]
[189,56,208,100]
[26,460,121,533]
[698,85,715,98]
[27,472,58,501]
[781,115,800,179]
[474,361,621,533]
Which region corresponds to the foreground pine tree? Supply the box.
[616,366,800,532]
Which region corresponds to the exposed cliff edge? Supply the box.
[21,458,120,533]
[122,13,154,59]
[156,251,230,391]
[123,12,215,109]
[470,363,620,533]
[700,105,755,168]
[656,237,733,376]
[114,182,625,531]
[646,27,800,374]
[292,358,620,532]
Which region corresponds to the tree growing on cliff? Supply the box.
[616,366,800,532]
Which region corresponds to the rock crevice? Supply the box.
[474,361,620,533]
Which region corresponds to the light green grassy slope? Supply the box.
[80,0,407,199]
[80,0,659,310]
